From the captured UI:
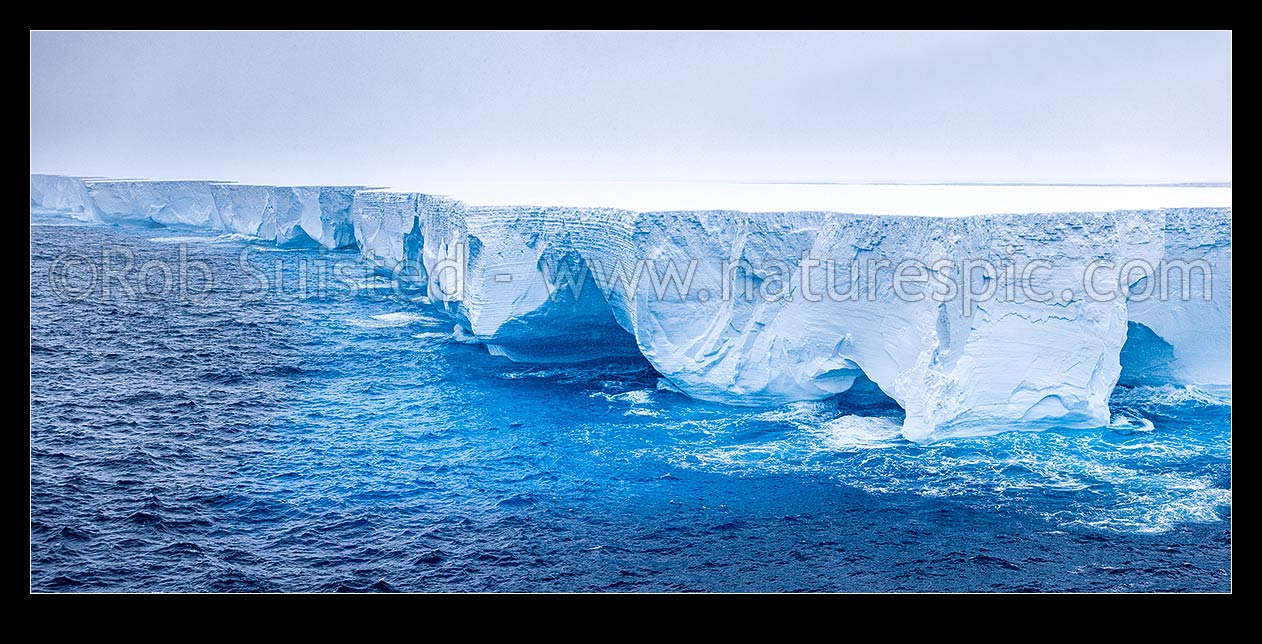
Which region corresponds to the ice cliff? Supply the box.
[1122,209,1231,389]
[31,174,1232,441]
[30,174,101,222]
[31,176,363,249]
[584,210,1170,441]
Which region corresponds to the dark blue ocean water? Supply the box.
[30,221,1232,592]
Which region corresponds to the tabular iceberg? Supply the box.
[269,186,360,249]
[1123,208,1231,389]
[350,189,462,281]
[88,180,221,228]
[30,174,101,222]
[32,175,362,250]
[208,183,294,238]
[574,209,1170,441]
[30,174,1232,441]
[445,206,641,362]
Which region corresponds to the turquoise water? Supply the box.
[30,221,1231,591]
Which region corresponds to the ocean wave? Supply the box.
[811,415,905,449]
[411,332,452,341]
[148,233,260,244]
[346,311,434,328]
[1110,384,1232,410]
[649,401,1229,535]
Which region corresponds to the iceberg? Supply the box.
[30,174,101,222]
[350,190,463,279]
[266,186,361,249]
[28,177,363,250]
[446,206,640,362]
[30,174,1232,441]
[348,194,639,361]
[585,210,1169,441]
[1122,208,1231,389]
[208,183,293,238]
[87,180,220,228]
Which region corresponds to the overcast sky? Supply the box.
[30,30,1231,188]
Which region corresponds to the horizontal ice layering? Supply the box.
[31,174,1232,441]
[1122,209,1232,390]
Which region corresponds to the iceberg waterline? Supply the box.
[31,175,1232,442]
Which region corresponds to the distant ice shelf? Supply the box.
[31,174,1232,442]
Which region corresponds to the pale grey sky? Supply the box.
[29,30,1231,187]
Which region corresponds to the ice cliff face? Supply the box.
[350,190,463,280]
[30,174,101,222]
[208,183,292,238]
[347,193,640,362]
[1123,208,1231,389]
[276,187,360,249]
[31,176,361,249]
[352,199,1217,441]
[31,175,1232,441]
[450,206,641,362]
[583,210,1169,441]
[88,180,221,228]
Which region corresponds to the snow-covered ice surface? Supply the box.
[410,179,1232,215]
[30,175,1231,441]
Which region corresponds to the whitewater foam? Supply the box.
[347,311,432,328]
